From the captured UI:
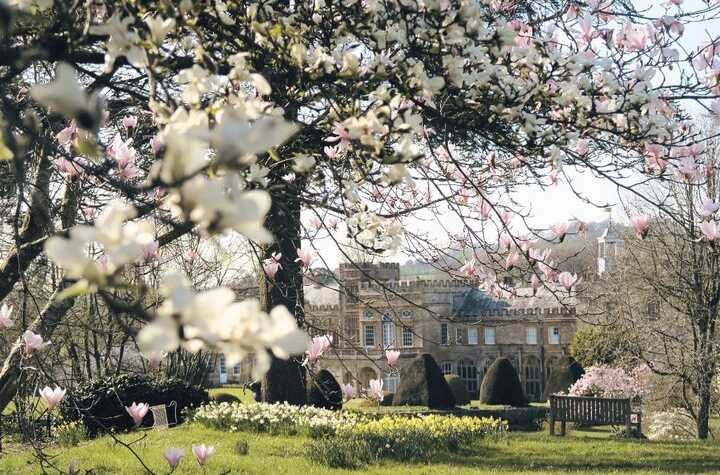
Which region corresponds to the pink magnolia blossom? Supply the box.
[143,351,166,369]
[0,304,14,328]
[505,251,520,270]
[304,334,332,365]
[295,248,314,269]
[558,271,580,291]
[143,240,159,262]
[341,383,356,401]
[263,252,282,278]
[23,330,50,355]
[551,222,569,242]
[459,260,477,279]
[56,121,79,147]
[478,200,492,220]
[125,402,149,426]
[538,260,558,282]
[122,115,138,130]
[163,448,185,470]
[577,14,595,45]
[676,156,699,181]
[54,157,82,178]
[386,349,400,367]
[644,144,667,173]
[367,378,384,402]
[82,206,96,220]
[700,198,720,219]
[568,365,648,399]
[630,215,650,239]
[191,444,215,466]
[499,233,512,250]
[701,221,717,242]
[325,122,352,151]
[39,386,66,410]
[150,135,163,155]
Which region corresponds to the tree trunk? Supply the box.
[696,373,712,439]
[261,181,306,404]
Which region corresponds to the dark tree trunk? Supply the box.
[261,180,306,405]
[696,371,713,440]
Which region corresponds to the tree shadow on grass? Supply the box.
[425,438,720,474]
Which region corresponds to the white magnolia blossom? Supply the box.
[292,155,316,173]
[168,174,273,242]
[144,15,176,45]
[210,110,298,165]
[89,13,149,72]
[45,201,154,285]
[138,273,308,379]
[30,63,101,128]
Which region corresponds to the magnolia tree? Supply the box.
[0,0,719,421]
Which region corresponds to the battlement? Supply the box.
[460,306,576,319]
[306,304,342,312]
[358,278,471,291]
[338,262,400,270]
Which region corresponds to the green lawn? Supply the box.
[1,422,719,474]
[208,386,257,404]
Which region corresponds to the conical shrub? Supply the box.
[479,357,526,406]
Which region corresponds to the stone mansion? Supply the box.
[305,262,577,401]
[209,219,624,401]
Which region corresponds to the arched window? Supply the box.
[456,359,478,394]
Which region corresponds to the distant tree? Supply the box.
[570,327,637,369]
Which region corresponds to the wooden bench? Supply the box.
[548,395,641,436]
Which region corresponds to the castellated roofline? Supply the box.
[358,279,471,291]
[306,304,342,311]
[305,304,575,316]
[339,262,400,270]
[459,306,576,318]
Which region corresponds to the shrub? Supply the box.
[479,358,527,406]
[308,414,507,467]
[445,374,471,405]
[210,392,241,404]
[53,420,86,447]
[307,369,342,410]
[60,374,208,435]
[393,353,455,409]
[544,357,584,399]
[647,409,696,441]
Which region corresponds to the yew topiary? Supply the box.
[479,358,527,406]
[392,353,455,409]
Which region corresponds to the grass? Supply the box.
[1,420,720,474]
[207,386,256,404]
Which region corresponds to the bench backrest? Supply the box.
[549,395,631,425]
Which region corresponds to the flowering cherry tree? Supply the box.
[0,0,718,417]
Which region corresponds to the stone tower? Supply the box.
[597,208,624,276]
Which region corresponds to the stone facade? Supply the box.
[307,262,578,401]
